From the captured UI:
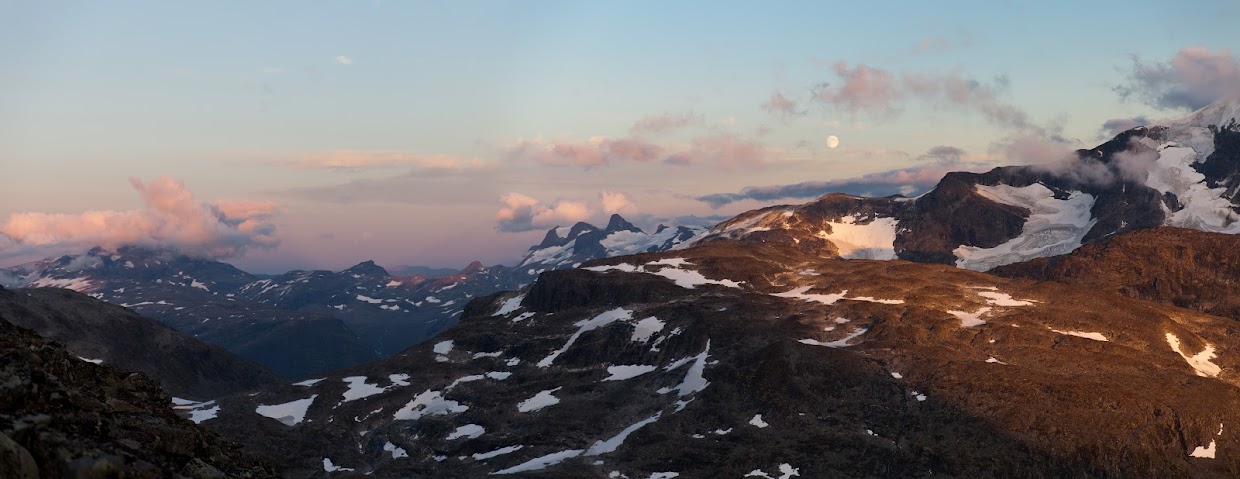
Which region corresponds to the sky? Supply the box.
[2,1,1238,273]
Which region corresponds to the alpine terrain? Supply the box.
[144,98,1240,477]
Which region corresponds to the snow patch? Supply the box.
[256,395,317,426]
[954,184,1097,271]
[749,414,769,428]
[517,388,562,412]
[604,365,658,381]
[657,341,711,396]
[393,389,468,420]
[978,291,1035,306]
[1146,144,1240,234]
[585,259,741,289]
[322,458,354,472]
[538,308,633,368]
[585,412,662,456]
[341,376,386,402]
[947,308,991,328]
[798,327,868,348]
[474,445,523,460]
[630,316,665,343]
[1166,333,1221,377]
[493,295,525,316]
[773,286,902,305]
[816,216,899,260]
[383,441,408,459]
[745,464,801,479]
[492,449,583,474]
[1049,329,1109,341]
[188,405,220,423]
[446,424,486,440]
[356,294,383,304]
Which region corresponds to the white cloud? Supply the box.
[494,193,593,233]
[335,55,353,66]
[599,192,638,216]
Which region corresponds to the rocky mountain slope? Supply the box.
[0,298,278,478]
[993,226,1240,320]
[0,286,282,399]
[691,97,1240,271]
[196,239,1240,477]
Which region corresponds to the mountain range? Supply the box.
[1,97,1238,477]
[0,215,703,378]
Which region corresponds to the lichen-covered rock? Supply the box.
[0,316,278,478]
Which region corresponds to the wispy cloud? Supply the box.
[914,36,955,54]
[504,137,665,168]
[761,91,802,120]
[0,177,280,260]
[812,62,902,117]
[505,133,769,170]
[806,62,1050,137]
[663,133,768,169]
[630,112,702,135]
[1115,46,1240,110]
[284,151,487,172]
[694,146,988,208]
[335,55,353,65]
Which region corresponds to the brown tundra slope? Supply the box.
[992,227,1240,320]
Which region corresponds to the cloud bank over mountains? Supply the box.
[0,177,280,261]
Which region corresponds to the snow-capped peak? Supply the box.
[1162,96,1240,131]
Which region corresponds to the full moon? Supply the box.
[826,135,840,149]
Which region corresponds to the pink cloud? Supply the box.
[505,137,665,167]
[494,193,594,232]
[1117,46,1240,110]
[285,151,486,171]
[630,112,702,135]
[664,134,768,169]
[808,62,1047,136]
[761,91,801,120]
[812,62,903,116]
[0,177,280,260]
[599,191,638,216]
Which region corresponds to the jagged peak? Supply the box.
[566,221,598,239]
[605,214,643,234]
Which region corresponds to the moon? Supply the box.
[826,135,840,149]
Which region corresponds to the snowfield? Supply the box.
[954,183,1097,271]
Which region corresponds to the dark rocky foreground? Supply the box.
[0,286,282,399]
[199,240,1240,478]
[0,298,278,478]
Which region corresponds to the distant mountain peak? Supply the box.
[605,214,643,234]
[342,260,390,278]
[460,260,486,274]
